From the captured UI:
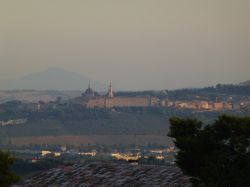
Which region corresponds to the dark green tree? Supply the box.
[0,151,20,187]
[168,115,250,187]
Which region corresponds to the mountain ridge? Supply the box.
[0,68,105,91]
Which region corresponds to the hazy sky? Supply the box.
[0,0,249,90]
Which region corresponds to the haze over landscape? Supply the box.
[1,1,250,186]
[1,0,250,90]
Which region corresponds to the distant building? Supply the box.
[107,83,114,98]
[0,118,27,126]
[213,102,224,111]
[75,83,159,108]
[41,150,52,157]
[223,102,233,110]
[82,82,98,98]
[200,101,209,110]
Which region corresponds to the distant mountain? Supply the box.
[0,68,105,91]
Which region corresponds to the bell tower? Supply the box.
[107,82,114,98]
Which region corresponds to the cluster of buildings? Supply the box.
[75,83,159,108]
[239,101,250,110]
[39,149,96,159]
[1,83,246,113]
[33,145,176,165]
[111,147,176,162]
[166,100,233,111]
[74,83,235,111]
[0,118,27,127]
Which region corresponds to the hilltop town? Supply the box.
[1,81,249,117]
[74,82,241,111]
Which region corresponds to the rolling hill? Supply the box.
[0,68,105,91]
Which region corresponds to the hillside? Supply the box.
[0,112,172,146]
[0,90,81,103]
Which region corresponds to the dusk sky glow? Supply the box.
[1,0,249,90]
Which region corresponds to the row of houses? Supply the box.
[160,100,233,111]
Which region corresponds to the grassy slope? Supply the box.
[0,113,171,146]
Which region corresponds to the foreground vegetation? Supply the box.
[169,115,250,187]
[0,151,19,187]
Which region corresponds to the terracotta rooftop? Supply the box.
[18,162,191,187]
